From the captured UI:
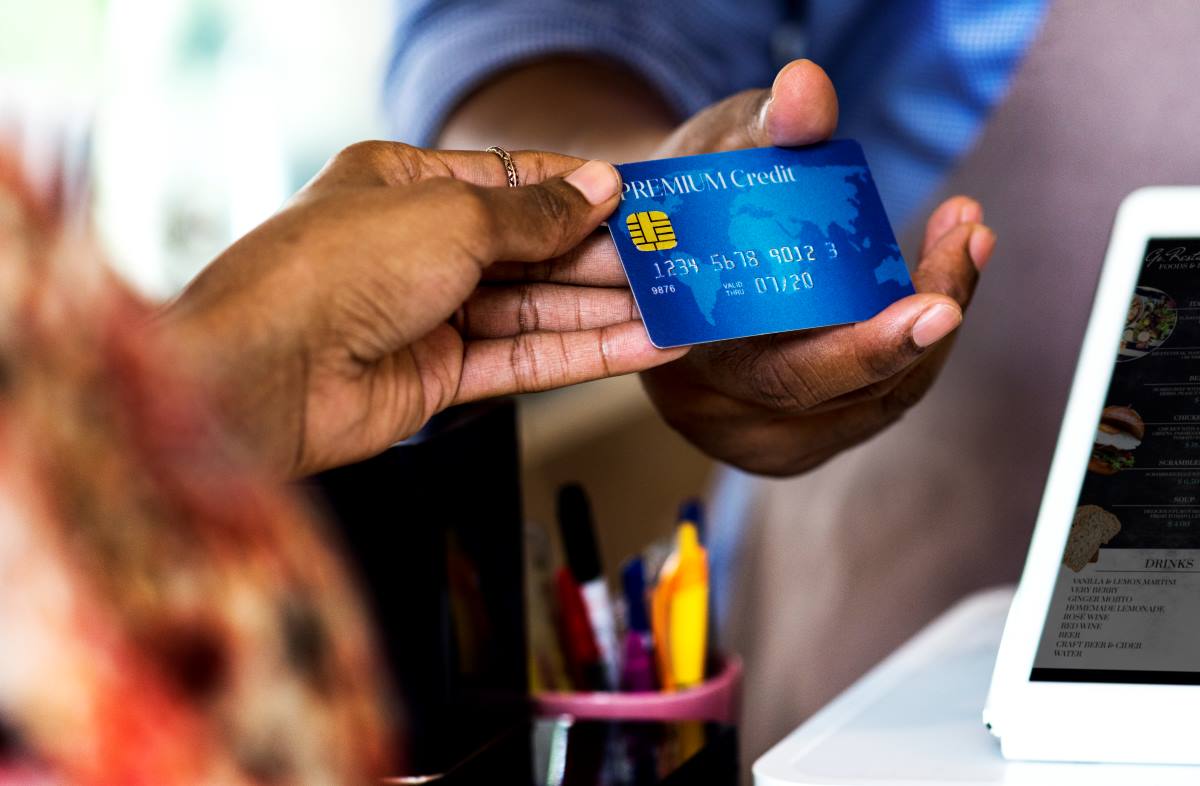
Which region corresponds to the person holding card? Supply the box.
[385,1,1043,472]
[386,0,1040,758]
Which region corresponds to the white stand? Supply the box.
[753,586,1200,785]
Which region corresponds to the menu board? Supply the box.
[1033,238,1200,684]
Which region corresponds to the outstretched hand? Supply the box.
[163,143,686,476]
[637,60,997,474]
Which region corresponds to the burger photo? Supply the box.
[1088,405,1144,475]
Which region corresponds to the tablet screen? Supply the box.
[1032,238,1200,684]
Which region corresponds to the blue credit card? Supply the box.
[607,141,914,348]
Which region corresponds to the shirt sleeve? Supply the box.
[384,0,781,146]
[805,0,1048,229]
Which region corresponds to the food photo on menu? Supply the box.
[1033,238,1200,683]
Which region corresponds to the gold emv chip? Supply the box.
[626,210,677,251]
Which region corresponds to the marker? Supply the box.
[554,566,606,691]
[651,547,678,692]
[667,523,709,689]
[676,498,716,675]
[557,484,620,690]
[619,557,657,692]
[677,497,705,541]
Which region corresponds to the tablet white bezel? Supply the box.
[985,187,1200,764]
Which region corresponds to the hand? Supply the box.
[639,60,997,475]
[162,142,686,477]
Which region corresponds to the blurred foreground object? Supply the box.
[0,142,398,784]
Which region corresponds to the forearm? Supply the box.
[437,58,677,162]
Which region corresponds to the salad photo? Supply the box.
[1118,286,1178,361]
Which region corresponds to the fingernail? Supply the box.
[758,94,775,132]
[968,225,997,272]
[565,160,620,205]
[762,59,804,136]
[958,200,983,225]
[912,303,963,348]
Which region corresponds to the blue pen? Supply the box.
[620,557,657,692]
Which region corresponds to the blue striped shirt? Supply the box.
[385,0,1047,229]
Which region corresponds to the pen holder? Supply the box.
[533,654,742,725]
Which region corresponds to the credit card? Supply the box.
[608,141,914,348]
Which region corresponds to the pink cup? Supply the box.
[533,654,742,725]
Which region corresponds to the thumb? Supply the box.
[761,59,839,146]
[463,159,623,264]
[657,59,840,156]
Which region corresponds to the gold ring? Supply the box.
[485,146,519,188]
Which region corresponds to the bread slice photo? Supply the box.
[1063,505,1122,572]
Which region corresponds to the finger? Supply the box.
[455,322,688,401]
[459,159,623,263]
[794,222,992,403]
[758,222,991,412]
[484,232,627,287]
[795,330,952,416]
[921,196,983,257]
[912,221,993,308]
[314,142,590,189]
[658,59,837,155]
[725,292,962,413]
[458,283,637,338]
[430,148,590,187]
[762,59,840,146]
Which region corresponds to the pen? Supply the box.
[667,523,709,689]
[558,484,621,690]
[554,566,607,691]
[619,557,657,692]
